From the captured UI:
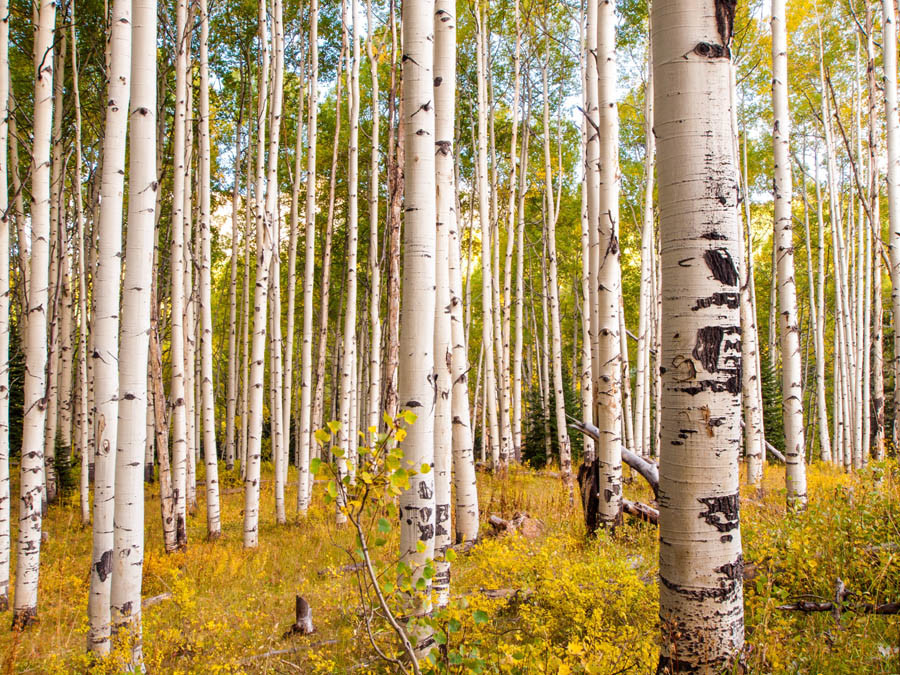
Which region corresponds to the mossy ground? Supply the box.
[0,459,897,673]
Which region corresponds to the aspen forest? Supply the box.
[2,0,900,670]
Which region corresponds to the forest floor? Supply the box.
[1,458,898,674]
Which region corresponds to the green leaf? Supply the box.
[310,457,323,475]
[401,410,418,425]
[377,517,392,533]
[416,539,426,554]
[420,463,431,474]
[314,429,331,446]
[326,480,337,499]
[382,580,395,593]
[327,420,342,434]
[473,609,489,625]
[449,652,463,666]
[415,577,427,591]
[390,468,410,490]
[434,631,447,645]
[447,618,461,633]
[445,548,457,563]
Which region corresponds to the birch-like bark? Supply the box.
[297,0,318,513]
[653,1,744,668]
[433,0,457,602]
[169,0,190,550]
[475,5,501,470]
[183,77,197,514]
[884,0,900,449]
[594,0,623,526]
[240,152,252,471]
[88,0,131,650]
[812,148,831,462]
[242,0,272,548]
[366,0,381,438]
[70,19,90,525]
[14,0,56,627]
[635,51,654,459]
[226,85,246,471]
[541,44,572,492]
[399,0,437,636]
[0,0,8,612]
[513,109,530,465]
[198,0,220,537]
[284,18,305,477]
[771,0,806,506]
[337,0,361,521]
[110,0,156,658]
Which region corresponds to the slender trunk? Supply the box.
[594,0,623,527]
[812,148,831,462]
[337,0,361,522]
[242,0,273,549]
[512,107,530,464]
[198,0,220,537]
[226,84,247,471]
[0,0,8,612]
[168,0,190,550]
[653,2,744,668]
[110,0,157,659]
[541,44,572,492]
[366,0,381,440]
[475,5,501,470]
[240,145,253,473]
[399,0,436,637]
[87,0,131,650]
[771,0,806,505]
[297,0,318,512]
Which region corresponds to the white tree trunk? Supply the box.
[653,1,745,669]
[226,91,245,471]
[88,0,130,650]
[771,0,806,506]
[197,0,221,537]
[0,0,9,612]
[337,0,361,523]
[168,0,190,550]
[541,46,572,491]
[110,0,156,659]
[242,0,272,548]
[883,0,900,452]
[475,7,501,470]
[14,0,56,626]
[593,0,623,527]
[399,0,436,636]
[297,0,318,513]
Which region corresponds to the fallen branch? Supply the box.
[777,600,900,615]
[318,562,366,577]
[568,417,659,498]
[487,512,544,539]
[142,592,172,608]
[622,499,659,525]
[740,420,786,462]
[243,639,338,664]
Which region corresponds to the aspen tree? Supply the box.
[285,20,305,478]
[594,0,623,526]
[169,0,190,550]
[0,0,8,612]
[884,0,900,445]
[812,149,831,462]
[227,85,246,471]
[15,0,56,621]
[110,0,156,657]
[71,15,91,525]
[541,41,572,491]
[771,0,806,505]
[297,0,318,513]
[88,0,131,650]
[399,0,437,630]
[653,1,744,669]
[243,0,273,548]
[198,0,220,537]
[634,48,654,459]
[183,90,198,514]
[240,146,253,471]
[433,0,457,602]
[366,0,381,437]
[266,0,286,523]
[311,18,346,448]
[475,4,501,469]
[513,106,531,465]
[337,0,361,519]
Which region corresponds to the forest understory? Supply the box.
[2,460,897,674]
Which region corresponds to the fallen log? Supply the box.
[622,499,659,525]
[487,512,544,539]
[142,592,173,608]
[317,562,365,577]
[740,420,786,462]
